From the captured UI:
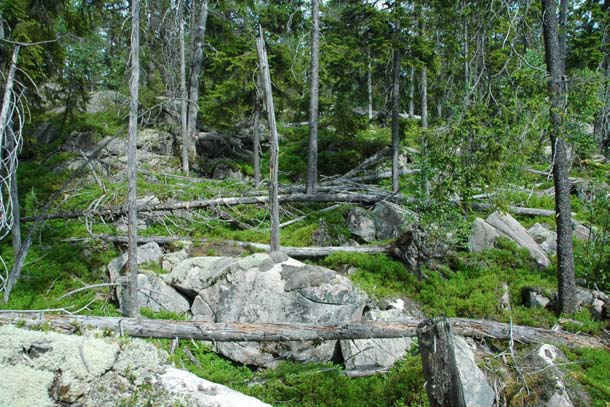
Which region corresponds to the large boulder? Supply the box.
[347,203,414,242]
[107,242,163,283]
[86,90,127,114]
[486,212,550,268]
[371,202,413,240]
[346,207,376,242]
[0,325,270,407]
[134,272,190,314]
[340,299,422,371]
[528,223,557,255]
[468,218,501,252]
[452,336,496,407]
[164,252,367,367]
[138,129,175,156]
[521,344,589,407]
[159,367,271,407]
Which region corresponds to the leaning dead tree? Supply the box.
[0,313,605,350]
[256,25,280,251]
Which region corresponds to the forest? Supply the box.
[0,0,608,406]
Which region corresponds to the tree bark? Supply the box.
[420,68,428,128]
[418,318,465,407]
[408,66,415,118]
[256,25,280,251]
[179,3,189,175]
[186,0,209,166]
[253,74,262,187]
[124,0,141,318]
[0,46,19,157]
[558,0,568,74]
[306,0,320,194]
[367,48,374,120]
[8,135,20,254]
[392,47,401,193]
[0,313,605,349]
[541,0,576,314]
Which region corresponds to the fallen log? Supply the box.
[339,147,391,180]
[22,192,404,223]
[85,234,388,258]
[0,313,605,349]
[470,203,559,217]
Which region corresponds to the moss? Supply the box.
[565,348,610,406]
[163,339,427,407]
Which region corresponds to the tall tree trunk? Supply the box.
[558,0,568,73]
[306,0,320,194]
[0,46,19,154]
[179,4,189,175]
[541,0,576,314]
[186,0,209,169]
[462,0,469,97]
[421,68,428,128]
[124,0,141,318]
[391,47,401,193]
[8,134,20,254]
[595,0,609,155]
[253,74,262,187]
[367,48,373,121]
[408,66,415,118]
[256,26,280,251]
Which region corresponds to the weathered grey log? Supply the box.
[417,318,466,407]
[88,234,388,258]
[22,193,404,222]
[0,313,605,349]
[471,203,558,217]
[339,147,391,180]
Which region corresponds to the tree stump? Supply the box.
[417,317,466,407]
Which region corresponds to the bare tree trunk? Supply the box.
[421,68,428,128]
[0,46,19,153]
[8,135,20,253]
[559,0,568,73]
[253,74,262,187]
[391,46,401,193]
[179,3,189,175]
[462,0,469,97]
[306,0,320,194]
[595,0,609,155]
[408,66,415,117]
[541,0,576,314]
[124,0,141,318]
[367,48,373,120]
[256,25,280,251]
[186,0,209,167]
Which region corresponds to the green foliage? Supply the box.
[139,308,188,321]
[165,339,427,407]
[565,348,610,406]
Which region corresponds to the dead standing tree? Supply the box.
[185,0,209,175]
[541,0,576,313]
[306,0,320,194]
[256,25,280,251]
[123,0,141,318]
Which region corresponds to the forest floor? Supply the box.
[0,107,608,407]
